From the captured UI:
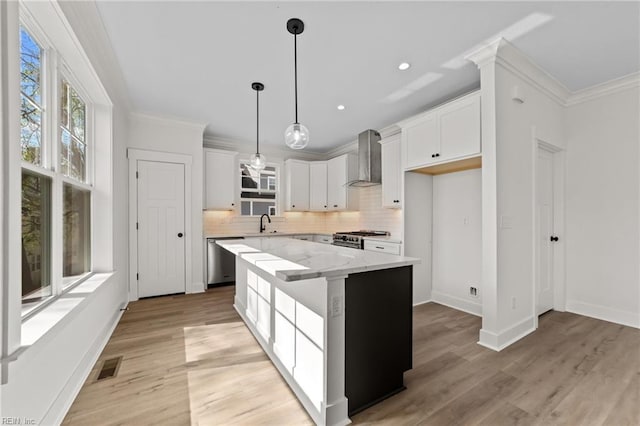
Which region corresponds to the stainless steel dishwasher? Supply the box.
[207,237,243,286]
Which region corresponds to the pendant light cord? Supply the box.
[294,31,298,124]
[256,89,260,155]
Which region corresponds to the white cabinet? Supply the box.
[309,161,328,211]
[380,134,402,209]
[363,240,401,255]
[204,148,237,210]
[327,154,359,211]
[285,160,310,211]
[313,234,332,244]
[400,91,481,170]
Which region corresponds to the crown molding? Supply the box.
[566,72,640,106]
[130,111,207,131]
[467,38,571,106]
[203,136,326,161]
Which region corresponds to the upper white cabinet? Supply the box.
[327,154,359,211]
[380,134,402,209]
[204,148,237,210]
[400,91,481,170]
[284,159,310,211]
[309,161,328,211]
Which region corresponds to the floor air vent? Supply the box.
[96,356,122,381]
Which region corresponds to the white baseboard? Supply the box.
[413,299,433,307]
[190,281,206,293]
[478,316,535,351]
[566,300,640,329]
[42,308,124,425]
[432,291,482,317]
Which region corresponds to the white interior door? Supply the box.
[137,160,186,298]
[536,147,555,315]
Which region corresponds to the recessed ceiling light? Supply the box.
[337,105,345,110]
[398,62,411,71]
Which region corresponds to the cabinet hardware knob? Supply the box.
[431,154,435,158]
[324,205,327,208]
[435,153,440,157]
[550,235,559,242]
[292,205,295,208]
[334,204,338,208]
[375,246,384,249]
[177,233,183,238]
[231,203,234,206]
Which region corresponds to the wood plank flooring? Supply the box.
[63,286,640,425]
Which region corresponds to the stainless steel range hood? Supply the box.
[347,129,382,187]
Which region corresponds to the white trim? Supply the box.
[127,148,193,301]
[566,300,640,329]
[431,291,482,317]
[566,72,640,106]
[130,111,206,131]
[532,129,567,330]
[204,136,326,162]
[41,307,123,425]
[478,316,536,351]
[412,299,433,307]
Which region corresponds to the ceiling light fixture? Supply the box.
[337,105,345,110]
[284,18,309,150]
[398,62,411,71]
[250,82,266,171]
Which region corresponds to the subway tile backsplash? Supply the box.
[203,186,403,239]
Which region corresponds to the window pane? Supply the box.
[70,86,85,141]
[241,201,251,216]
[60,128,71,176]
[22,171,51,302]
[61,81,69,128]
[252,202,275,216]
[70,139,86,181]
[20,28,42,104]
[63,184,91,281]
[21,95,42,164]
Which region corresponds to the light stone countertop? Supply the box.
[362,235,403,244]
[205,232,332,239]
[216,237,418,282]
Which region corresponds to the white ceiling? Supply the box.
[96,1,639,152]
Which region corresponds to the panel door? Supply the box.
[309,162,328,211]
[536,148,555,315]
[137,160,186,298]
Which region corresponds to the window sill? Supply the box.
[20,272,116,348]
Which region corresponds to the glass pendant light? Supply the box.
[250,82,266,171]
[284,18,309,150]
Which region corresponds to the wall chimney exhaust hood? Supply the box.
[347,129,382,187]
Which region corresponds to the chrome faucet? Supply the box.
[259,214,271,233]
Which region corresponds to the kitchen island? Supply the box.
[217,237,418,426]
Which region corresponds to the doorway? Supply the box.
[128,149,193,300]
[536,146,555,315]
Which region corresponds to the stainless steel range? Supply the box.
[332,230,390,249]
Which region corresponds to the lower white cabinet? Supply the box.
[313,234,332,244]
[363,240,401,255]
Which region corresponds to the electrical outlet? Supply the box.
[511,297,517,309]
[331,295,343,317]
[469,286,478,297]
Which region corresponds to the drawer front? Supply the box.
[363,240,401,255]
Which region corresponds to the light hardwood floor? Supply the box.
[63,286,639,425]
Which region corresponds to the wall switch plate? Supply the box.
[331,295,343,317]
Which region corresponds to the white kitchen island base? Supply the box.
[218,238,417,426]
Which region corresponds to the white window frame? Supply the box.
[238,159,281,217]
[19,16,95,319]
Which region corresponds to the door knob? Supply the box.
[178,233,184,238]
